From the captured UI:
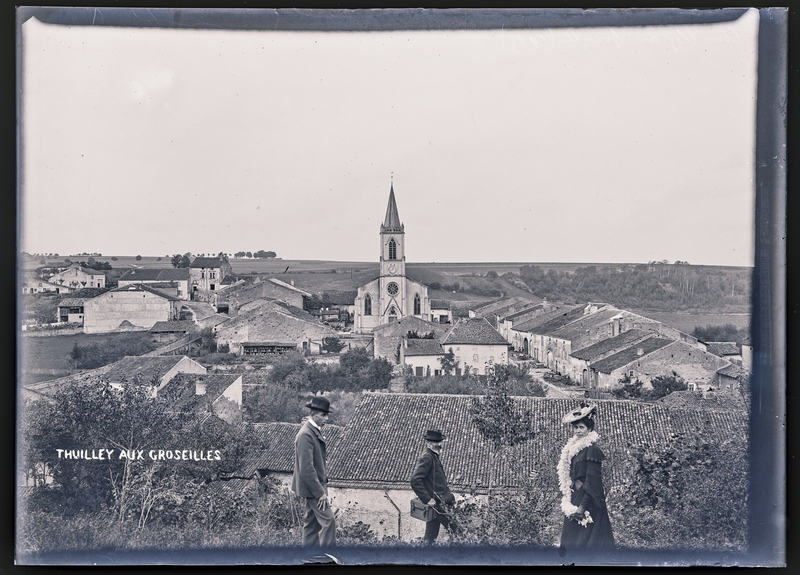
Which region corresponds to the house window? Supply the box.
[201,272,205,278]
[210,284,215,291]
[210,272,216,279]
[364,294,372,316]
[388,238,397,260]
[434,369,441,376]
[414,294,421,315]
[416,366,423,376]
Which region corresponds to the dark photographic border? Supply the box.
[11,6,787,568]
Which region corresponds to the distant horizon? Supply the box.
[20,252,754,270]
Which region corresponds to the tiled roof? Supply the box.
[448,301,474,319]
[716,363,742,377]
[549,308,621,340]
[118,269,163,281]
[163,373,240,411]
[57,297,92,307]
[405,339,444,356]
[502,304,544,321]
[590,337,675,374]
[119,268,190,282]
[513,306,582,333]
[109,284,180,301]
[472,297,530,316]
[234,422,344,477]
[654,390,746,411]
[268,277,312,297]
[429,299,451,310]
[326,393,748,491]
[523,306,587,336]
[103,355,203,384]
[443,318,508,346]
[190,257,227,268]
[150,320,197,333]
[571,329,650,361]
[704,342,741,356]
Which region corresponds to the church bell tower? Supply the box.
[379,183,406,322]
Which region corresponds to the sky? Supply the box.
[19,9,759,266]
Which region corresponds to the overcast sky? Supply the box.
[20,10,758,266]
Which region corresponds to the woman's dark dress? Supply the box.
[559,444,615,552]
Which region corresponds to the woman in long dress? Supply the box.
[557,403,615,556]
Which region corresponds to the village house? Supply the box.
[102,355,207,392]
[569,329,653,387]
[588,337,731,391]
[48,263,106,289]
[149,320,199,343]
[21,355,207,402]
[20,274,74,295]
[213,299,338,356]
[163,373,244,425]
[400,338,445,376]
[701,341,743,365]
[498,301,554,347]
[189,254,233,303]
[354,185,431,332]
[117,267,191,300]
[440,317,509,376]
[56,296,92,324]
[320,290,358,320]
[82,284,181,334]
[216,277,311,315]
[429,299,453,324]
[468,296,540,325]
[653,388,747,410]
[371,316,451,365]
[715,363,743,393]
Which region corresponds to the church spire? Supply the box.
[381,182,404,233]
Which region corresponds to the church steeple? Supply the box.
[381,183,404,233]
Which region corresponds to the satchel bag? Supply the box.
[410,454,439,522]
[410,497,436,522]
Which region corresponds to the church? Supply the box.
[354,185,431,333]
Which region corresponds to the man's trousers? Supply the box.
[302,496,336,547]
[423,509,456,543]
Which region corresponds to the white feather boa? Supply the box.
[557,431,599,517]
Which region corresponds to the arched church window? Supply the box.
[388,306,397,322]
[364,294,372,316]
[414,293,421,315]
[388,238,397,260]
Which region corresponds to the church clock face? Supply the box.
[386,282,399,296]
[388,263,396,275]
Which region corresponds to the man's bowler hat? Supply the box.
[306,396,332,414]
[423,429,446,442]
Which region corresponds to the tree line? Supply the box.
[519,263,751,310]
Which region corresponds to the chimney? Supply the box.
[196,379,206,395]
[291,280,295,286]
[542,297,547,309]
[637,347,644,356]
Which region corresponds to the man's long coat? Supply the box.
[292,420,328,499]
[410,448,455,504]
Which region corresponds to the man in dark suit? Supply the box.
[292,396,336,548]
[410,429,458,543]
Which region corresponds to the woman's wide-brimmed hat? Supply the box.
[423,429,446,442]
[562,403,597,424]
[306,396,332,414]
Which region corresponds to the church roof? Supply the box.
[381,184,404,232]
